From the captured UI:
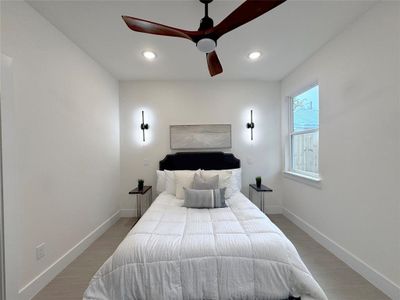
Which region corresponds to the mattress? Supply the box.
[84,192,327,300]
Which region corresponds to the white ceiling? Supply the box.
[28,0,376,80]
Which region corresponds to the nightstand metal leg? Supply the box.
[137,195,141,218]
[150,188,152,204]
[261,192,264,214]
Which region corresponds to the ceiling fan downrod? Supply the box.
[199,0,214,31]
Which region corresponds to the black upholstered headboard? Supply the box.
[159,152,240,170]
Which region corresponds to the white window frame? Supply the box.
[287,83,321,181]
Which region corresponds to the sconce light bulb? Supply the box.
[140,110,149,142]
[247,109,255,141]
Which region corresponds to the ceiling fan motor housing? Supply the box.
[199,16,214,30]
[196,38,217,53]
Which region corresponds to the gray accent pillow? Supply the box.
[183,187,227,208]
[192,173,219,190]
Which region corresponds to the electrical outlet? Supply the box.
[143,159,149,167]
[36,243,46,260]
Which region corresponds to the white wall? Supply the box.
[281,2,400,298]
[1,2,120,299]
[119,80,282,215]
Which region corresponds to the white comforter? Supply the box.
[84,192,327,300]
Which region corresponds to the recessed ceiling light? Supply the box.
[248,51,261,61]
[142,51,157,61]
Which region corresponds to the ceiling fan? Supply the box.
[122,0,286,77]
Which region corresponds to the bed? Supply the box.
[84,152,327,300]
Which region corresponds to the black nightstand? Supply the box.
[129,186,152,219]
[249,184,273,213]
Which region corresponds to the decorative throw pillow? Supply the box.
[175,170,200,199]
[192,173,219,190]
[183,187,227,208]
[201,170,233,198]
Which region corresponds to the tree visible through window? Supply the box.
[290,85,319,177]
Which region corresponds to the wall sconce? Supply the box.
[140,110,149,142]
[246,109,255,140]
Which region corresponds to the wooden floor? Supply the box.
[34,215,389,300]
[269,215,389,300]
[33,218,137,300]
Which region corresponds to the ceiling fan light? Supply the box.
[196,38,216,53]
[248,51,261,60]
[142,51,157,61]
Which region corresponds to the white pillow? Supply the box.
[164,170,176,195]
[156,170,166,193]
[229,168,242,191]
[201,170,233,198]
[175,170,200,199]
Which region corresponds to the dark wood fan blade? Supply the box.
[211,0,286,40]
[206,51,223,76]
[122,16,201,41]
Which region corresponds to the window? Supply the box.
[289,84,319,179]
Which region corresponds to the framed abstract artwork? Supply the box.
[170,124,231,150]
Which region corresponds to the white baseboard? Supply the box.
[119,208,137,217]
[283,208,400,300]
[18,210,121,300]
